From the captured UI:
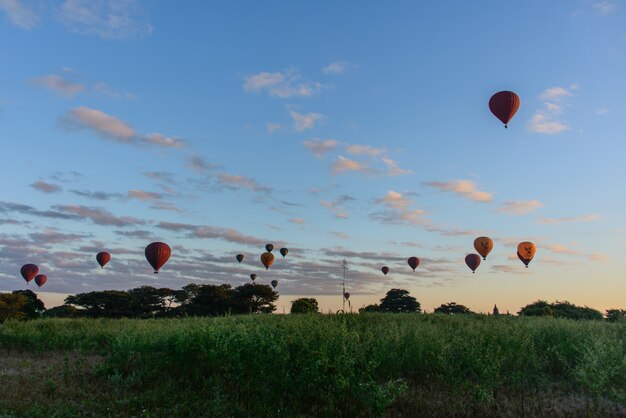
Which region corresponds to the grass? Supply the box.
[1,314,624,417]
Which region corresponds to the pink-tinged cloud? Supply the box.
[303,138,338,158]
[62,106,136,142]
[375,190,413,209]
[588,253,608,262]
[345,144,384,157]
[128,189,163,201]
[217,173,272,193]
[186,154,219,172]
[92,82,136,100]
[0,0,39,29]
[53,205,145,227]
[424,180,493,202]
[290,110,324,132]
[289,218,305,224]
[29,228,90,244]
[382,157,412,176]
[266,123,283,134]
[537,214,599,224]
[243,69,324,98]
[527,85,577,134]
[30,181,62,194]
[192,226,266,246]
[527,113,569,134]
[545,244,579,255]
[329,231,349,239]
[156,221,196,231]
[498,200,543,215]
[31,75,85,97]
[331,156,374,174]
[143,133,185,149]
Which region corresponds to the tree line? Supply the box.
[0,286,624,322]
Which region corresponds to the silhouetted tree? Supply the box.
[183,284,234,316]
[128,286,167,318]
[379,289,421,313]
[65,290,133,318]
[290,298,319,314]
[359,304,380,313]
[0,293,29,322]
[434,302,473,315]
[11,290,45,319]
[518,300,603,320]
[606,309,625,322]
[44,305,81,318]
[230,284,278,314]
[518,300,553,317]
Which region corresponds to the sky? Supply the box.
[1,0,625,314]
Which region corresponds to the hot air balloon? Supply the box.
[250,273,257,282]
[34,274,47,287]
[261,252,274,270]
[465,254,481,273]
[20,264,38,283]
[489,91,520,128]
[265,244,274,253]
[344,292,350,300]
[96,252,111,269]
[279,248,288,258]
[407,257,420,272]
[381,266,389,276]
[517,242,536,268]
[145,242,171,274]
[236,254,244,263]
[473,237,494,260]
[271,280,278,289]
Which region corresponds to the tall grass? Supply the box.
[1,314,624,417]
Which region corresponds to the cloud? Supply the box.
[322,62,345,74]
[424,180,493,202]
[539,87,573,101]
[266,123,283,134]
[57,0,153,40]
[0,0,39,29]
[93,82,136,99]
[30,181,62,193]
[29,228,90,244]
[31,75,85,97]
[545,244,579,255]
[0,200,81,221]
[243,69,324,98]
[375,190,412,210]
[289,218,305,224]
[527,85,577,134]
[331,156,374,174]
[186,154,219,172]
[329,231,349,240]
[142,133,185,149]
[128,189,163,201]
[527,114,569,134]
[588,253,608,262]
[593,1,617,14]
[70,189,122,200]
[597,108,609,115]
[303,138,338,158]
[53,204,145,227]
[217,173,272,193]
[191,226,266,247]
[345,144,385,158]
[371,190,427,226]
[381,157,412,176]
[537,214,599,224]
[290,110,324,132]
[61,106,136,142]
[498,200,543,215]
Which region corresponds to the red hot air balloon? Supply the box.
[279,248,288,258]
[250,273,257,282]
[261,252,274,270]
[236,254,244,263]
[344,292,350,300]
[145,242,171,274]
[381,266,390,276]
[96,252,111,269]
[265,244,274,253]
[20,264,38,283]
[489,91,520,128]
[407,257,420,272]
[34,274,47,287]
[465,254,481,273]
[271,280,278,289]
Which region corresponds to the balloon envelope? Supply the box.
[96,252,111,268]
[236,254,244,263]
[473,237,494,260]
[265,244,274,253]
[407,257,420,271]
[261,252,275,270]
[344,292,350,300]
[279,248,288,258]
[465,254,481,273]
[20,264,38,283]
[145,242,171,274]
[34,274,47,287]
[381,266,389,276]
[250,273,257,282]
[271,280,278,289]
[489,91,520,128]
[517,242,536,267]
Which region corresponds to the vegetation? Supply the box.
[519,300,604,320]
[290,297,320,314]
[433,302,473,315]
[1,314,624,417]
[379,288,421,313]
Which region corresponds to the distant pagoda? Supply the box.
[492,304,500,315]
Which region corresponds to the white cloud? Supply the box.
[217,173,272,193]
[424,180,493,202]
[345,144,385,157]
[371,190,427,226]
[93,82,136,100]
[0,0,39,29]
[545,244,579,255]
[528,85,577,134]
[539,87,572,101]
[57,0,153,40]
[381,157,412,176]
[593,1,617,14]
[527,114,569,134]
[537,214,599,224]
[142,133,185,149]
[303,138,338,158]
[322,61,349,75]
[375,190,412,210]
[597,108,609,115]
[31,75,85,97]
[62,106,136,142]
[588,253,608,262]
[498,200,543,215]
[289,218,305,224]
[331,155,373,174]
[243,69,324,98]
[290,111,324,132]
[266,123,283,134]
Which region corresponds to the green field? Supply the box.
[1,314,624,417]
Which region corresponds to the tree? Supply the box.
[127,286,168,318]
[606,309,626,322]
[65,290,134,318]
[0,293,29,322]
[379,289,421,313]
[359,304,380,313]
[11,290,45,319]
[434,302,473,315]
[518,300,553,317]
[518,300,603,320]
[183,284,234,316]
[44,305,81,318]
[230,284,278,314]
[290,298,319,314]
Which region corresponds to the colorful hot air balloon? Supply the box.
[279,248,288,258]
[261,252,274,270]
[265,244,274,253]
[145,242,171,274]
[344,292,350,300]
[34,274,47,287]
[473,237,494,260]
[20,264,38,283]
[489,91,520,128]
[517,242,536,268]
[407,257,420,272]
[465,254,481,273]
[381,266,390,276]
[96,252,111,269]
[250,273,257,282]
[271,280,278,289]
[236,254,244,263]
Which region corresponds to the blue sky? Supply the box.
[1,0,625,313]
